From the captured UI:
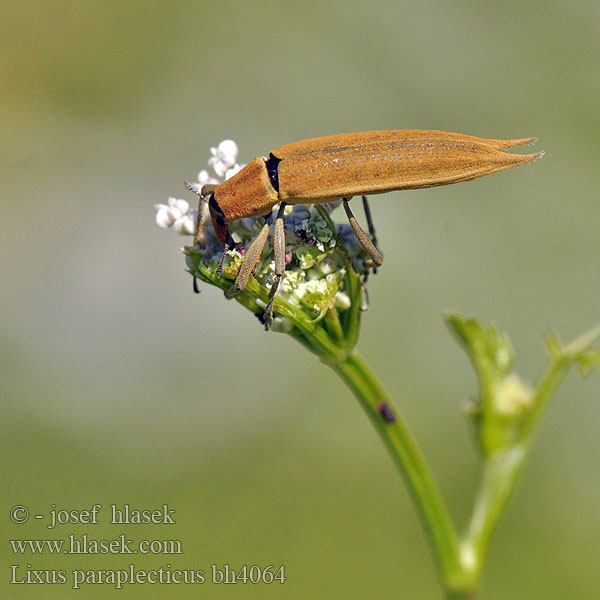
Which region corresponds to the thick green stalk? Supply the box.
[446,591,478,600]
[329,352,465,590]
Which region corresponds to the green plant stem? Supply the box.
[328,351,577,598]
[461,357,572,581]
[329,351,465,591]
[446,592,478,600]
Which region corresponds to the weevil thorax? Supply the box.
[209,157,280,245]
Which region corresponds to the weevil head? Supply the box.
[210,158,280,226]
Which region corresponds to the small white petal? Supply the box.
[156,207,174,228]
[224,163,244,180]
[166,206,182,221]
[319,257,337,275]
[174,215,195,235]
[197,170,219,186]
[217,139,238,162]
[207,140,238,174]
[271,317,293,333]
[334,292,351,310]
[172,198,190,215]
[208,156,228,177]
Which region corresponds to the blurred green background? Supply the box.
[2,1,598,598]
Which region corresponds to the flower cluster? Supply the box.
[155,140,245,237]
[154,197,195,235]
[155,140,372,344]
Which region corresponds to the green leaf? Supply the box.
[576,349,600,378]
[445,314,523,453]
[543,333,563,362]
[544,326,600,378]
[444,313,514,387]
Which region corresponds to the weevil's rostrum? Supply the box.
[191,130,541,328]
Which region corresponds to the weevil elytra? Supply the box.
[189,130,541,329]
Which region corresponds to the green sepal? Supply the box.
[545,326,600,378]
[445,313,529,454]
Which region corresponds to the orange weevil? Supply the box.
[187,130,541,328]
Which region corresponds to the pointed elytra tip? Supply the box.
[491,136,538,150]
[507,149,544,166]
[524,149,544,163]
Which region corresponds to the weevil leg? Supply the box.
[216,233,234,277]
[343,198,383,267]
[361,272,371,311]
[362,196,377,276]
[361,196,378,248]
[228,214,272,295]
[263,202,287,330]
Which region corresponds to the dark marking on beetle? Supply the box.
[209,194,227,226]
[266,153,281,192]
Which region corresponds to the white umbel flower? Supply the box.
[208,139,239,177]
[173,214,195,235]
[157,140,248,236]
[155,197,191,230]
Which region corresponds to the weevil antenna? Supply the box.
[183,180,199,195]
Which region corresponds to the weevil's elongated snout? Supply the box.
[208,194,231,247]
